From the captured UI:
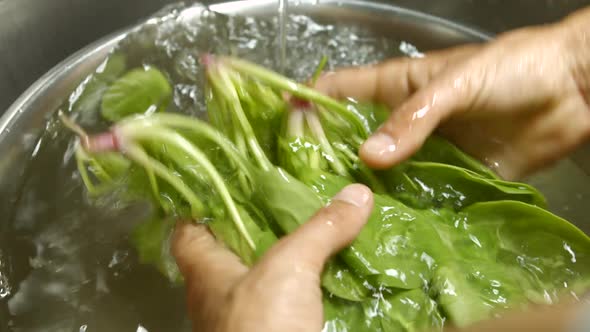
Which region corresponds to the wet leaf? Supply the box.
[101,67,172,122]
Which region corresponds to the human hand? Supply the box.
[172,184,373,332]
[316,9,590,180]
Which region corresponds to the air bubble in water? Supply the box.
[0,273,10,299]
[0,255,11,299]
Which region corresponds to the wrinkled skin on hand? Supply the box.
[315,9,590,180]
[172,184,373,332]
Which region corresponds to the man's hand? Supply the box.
[172,184,373,332]
[316,12,590,180]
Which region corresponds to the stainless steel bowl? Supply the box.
[1,1,589,331]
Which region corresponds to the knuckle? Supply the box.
[315,203,354,224]
[225,282,249,307]
[313,202,366,240]
[406,60,430,93]
[380,104,416,135]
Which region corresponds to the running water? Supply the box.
[277,0,288,74]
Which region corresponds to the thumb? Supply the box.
[359,73,476,169]
[257,184,374,276]
[172,222,248,312]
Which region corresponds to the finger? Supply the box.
[359,68,478,169]
[314,44,481,107]
[172,222,248,307]
[257,184,374,276]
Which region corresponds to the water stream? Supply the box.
[277,0,288,74]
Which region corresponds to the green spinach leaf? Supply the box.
[101,67,172,122]
[380,161,546,210]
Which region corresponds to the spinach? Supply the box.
[101,67,172,122]
[131,214,181,282]
[298,170,434,289]
[323,289,444,332]
[414,136,500,179]
[379,161,546,210]
[64,53,127,125]
[63,56,590,332]
[248,167,372,301]
[429,200,590,327]
[229,57,589,328]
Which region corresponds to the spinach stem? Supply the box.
[305,110,349,177]
[124,113,254,196]
[144,158,161,207]
[59,111,90,147]
[76,147,122,193]
[331,142,386,192]
[121,114,251,176]
[222,56,369,136]
[88,158,114,183]
[75,149,97,194]
[207,65,272,171]
[333,142,357,162]
[311,55,328,86]
[288,110,305,138]
[121,123,257,250]
[233,117,249,158]
[233,129,252,195]
[288,110,312,167]
[122,142,205,218]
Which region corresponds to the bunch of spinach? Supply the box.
[62,55,590,331]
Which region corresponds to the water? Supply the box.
[277,0,288,73]
[0,3,403,331]
[0,253,10,300]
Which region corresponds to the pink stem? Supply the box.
[84,131,120,153]
[289,96,312,109]
[199,53,216,67]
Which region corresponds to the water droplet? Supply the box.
[563,242,577,263]
[0,274,10,299]
[399,41,424,58]
[0,256,11,299]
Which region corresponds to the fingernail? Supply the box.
[362,133,397,158]
[333,184,372,207]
